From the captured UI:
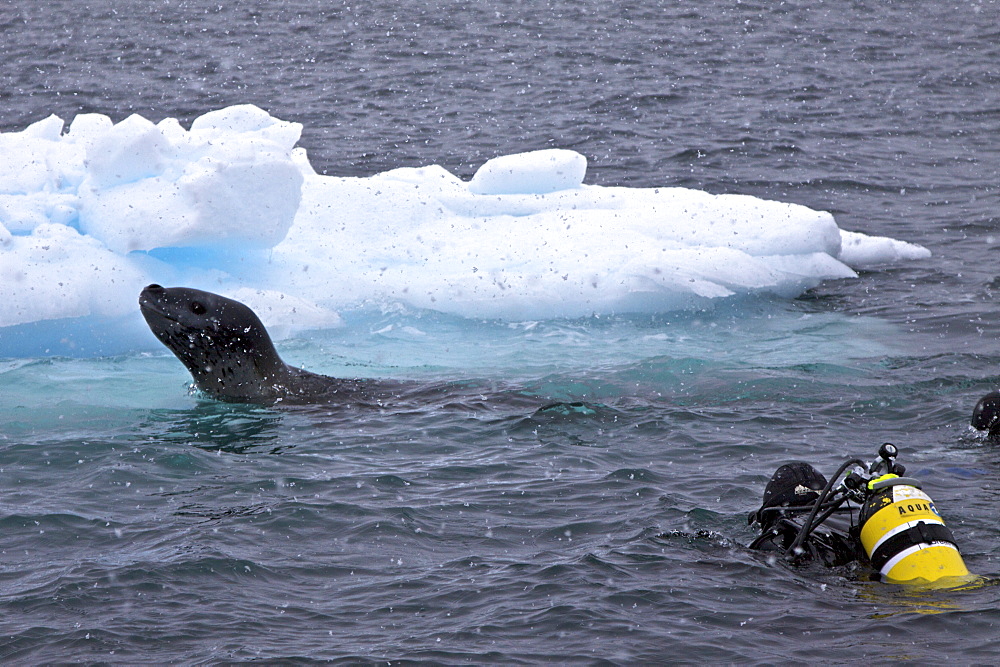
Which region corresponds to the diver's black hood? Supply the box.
[751,461,828,529]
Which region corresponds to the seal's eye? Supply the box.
[190,301,207,315]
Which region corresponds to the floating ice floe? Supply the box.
[0,104,930,356]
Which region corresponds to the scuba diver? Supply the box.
[749,443,970,584]
[972,390,1000,440]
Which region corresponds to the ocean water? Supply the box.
[3,0,1000,662]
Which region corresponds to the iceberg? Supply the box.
[0,105,930,357]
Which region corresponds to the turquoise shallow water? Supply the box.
[3,0,1000,662]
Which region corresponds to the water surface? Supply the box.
[2,0,1000,662]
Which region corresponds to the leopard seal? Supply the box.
[139,284,375,404]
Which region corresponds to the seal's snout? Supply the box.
[139,284,165,306]
[139,284,170,319]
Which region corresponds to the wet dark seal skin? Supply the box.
[139,284,376,404]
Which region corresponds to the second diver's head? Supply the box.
[972,391,1000,439]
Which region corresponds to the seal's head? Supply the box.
[139,284,288,402]
[972,390,1000,439]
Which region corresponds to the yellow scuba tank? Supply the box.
[857,474,968,583]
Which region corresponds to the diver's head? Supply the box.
[971,391,1000,438]
[753,461,827,529]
